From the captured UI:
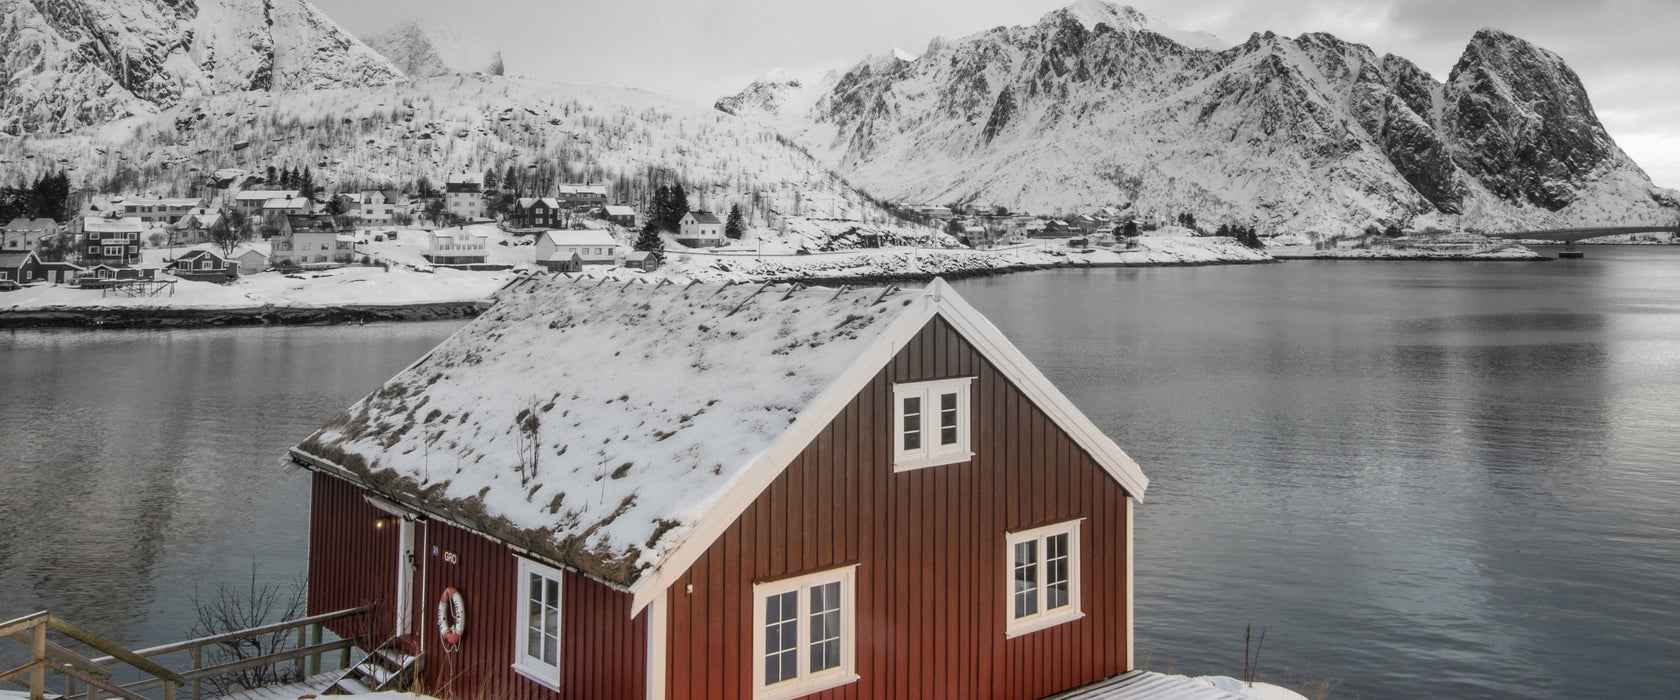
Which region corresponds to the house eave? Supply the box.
[287,447,635,595]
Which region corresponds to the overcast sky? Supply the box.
[312,0,1680,188]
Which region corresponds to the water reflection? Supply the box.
[951,248,1680,699]
[0,323,462,652]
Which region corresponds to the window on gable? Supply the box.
[1005,520,1083,637]
[753,566,858,700]
[512,557,563,689]
[892,377,973,471]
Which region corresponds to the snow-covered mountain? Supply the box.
[0,0,403,135]
[718,1,1677,234]
[1,75,920,235]
[363,19,503,78]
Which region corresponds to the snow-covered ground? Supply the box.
[2,229,1271,314]
[0,266,513,311]
[1268,242,1547,260]
[658,235,1271,283]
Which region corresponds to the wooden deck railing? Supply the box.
[1,606,368,700]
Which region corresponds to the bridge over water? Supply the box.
[1484,225,1680,257]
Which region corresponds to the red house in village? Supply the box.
[288,278,1149,699]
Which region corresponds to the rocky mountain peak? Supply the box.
[0,0,403,135]
[363,18,502,78]
[1445,26,1626,210]
[719,10,1673,233]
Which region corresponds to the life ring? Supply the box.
[437,587,465,646]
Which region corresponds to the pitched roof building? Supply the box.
[290,278,1148,699]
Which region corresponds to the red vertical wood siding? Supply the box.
[308,472,646,699]
[309,471,401,640]
[665,316,1134,700]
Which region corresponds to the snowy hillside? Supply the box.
[0,0,403,134]
[363,19,503,78]
[718,1,1678,236]
[0,75,931,235]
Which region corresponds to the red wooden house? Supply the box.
[288,277,1149,699]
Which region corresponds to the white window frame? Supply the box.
[512,557,565,690]
[892,377,974,471]
[1004,519,1084,638]
[751,565,859,700]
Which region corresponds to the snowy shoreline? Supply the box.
[0,300,488,329]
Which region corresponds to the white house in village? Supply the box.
[356,189,404,225]
[272,215,355,268]
[445,174,485,221]
[423,230,490,265]
[229,190,302,218]
[534,229,622,271]
[677,211,724,248]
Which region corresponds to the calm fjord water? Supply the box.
[3,247,1678,697]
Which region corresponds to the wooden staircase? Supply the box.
[322,640,419,695]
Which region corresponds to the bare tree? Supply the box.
[210,208,251,257]
[189,563,308,695]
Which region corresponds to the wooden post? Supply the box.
[190,646,201,700]
[308,624,323,676]
[294,627,306,680]
[162,680,175,700]
[30,622,45,700]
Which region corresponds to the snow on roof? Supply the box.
[541,229,618,248]
[603,205,636,216]
[82,217,147,232]
[0,250,39,266]
[264,197,309,209]
[687,211,723,225]
[557,184,607,196]
[4,218,60,230]
[293,278,914,586]
[234,189,300,201]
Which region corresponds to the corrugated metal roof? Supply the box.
[1046,671,1249,700]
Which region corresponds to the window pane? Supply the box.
[1046,533,1071,610]
[765,591,799,685]
[808,582,842,673]
[903,394,922,452]
[1013,541,1039,618]
[941,425,958,445]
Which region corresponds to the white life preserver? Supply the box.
[437,587,465,646]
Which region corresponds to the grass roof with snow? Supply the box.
[295,276,913,587]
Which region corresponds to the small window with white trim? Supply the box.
[893,377,973,470]
[1005,520,1083,637]
[752,566,858,700]
[513,557,564,688]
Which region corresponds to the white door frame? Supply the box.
[396,520,416,637]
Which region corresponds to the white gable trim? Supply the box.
[627,279,1149,615]
[927,279,1149,499]
[627,291,941,614]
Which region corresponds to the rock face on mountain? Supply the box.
[0,0,402,135]
[720,1,1674,233]
[363,19,502,78]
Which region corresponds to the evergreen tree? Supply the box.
[724,203,744,239]
[504,165,520,196]
[1384,223,1403,238]
[649,185,671,232]
[634,221,664,252]
[280,167,294,190]
[1122,221,1139,238]
[324,196,346,217]
[300,167,316,200]
[666,183,690,231]
[266,166,278,186]
[483,167,500,193]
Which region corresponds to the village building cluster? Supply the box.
[0,169,666,290]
